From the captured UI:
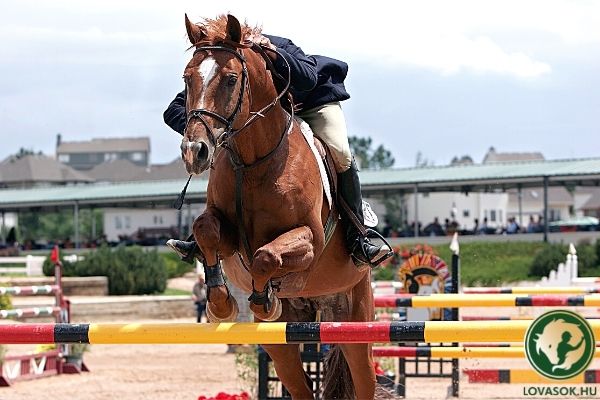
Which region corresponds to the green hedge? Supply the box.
[161,252,195,279]
[377,239,600,286]
[529,242,599,278]
[43,246,167,295]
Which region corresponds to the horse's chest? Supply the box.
[217,177,313,222]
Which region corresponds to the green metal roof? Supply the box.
[0,179,208,210]
[361,157,600,191]
[1,157,600,211]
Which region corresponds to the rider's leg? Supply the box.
[166,233,201,264]
[298,102,391,266]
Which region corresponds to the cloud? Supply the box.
[2,0,585,78]
[1,0,599,165]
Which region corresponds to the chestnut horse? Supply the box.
[181,14,375,399]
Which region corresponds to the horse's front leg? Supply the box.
[249,226,315,321]
[193,206,239,322]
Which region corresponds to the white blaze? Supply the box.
[196,56,218,109]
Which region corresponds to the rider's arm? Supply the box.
[263,35,318,92]
[163,89,187,135]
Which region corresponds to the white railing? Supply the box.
[539,244,586,286]
[0,255,45,276]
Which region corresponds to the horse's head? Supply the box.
[181,14,254,174]
[534,319,583,364]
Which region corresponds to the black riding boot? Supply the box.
[166,234,202,265]
[339,160,392,267]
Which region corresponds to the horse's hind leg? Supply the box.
[339,343,375,399]
[261,299,314,400]
[340,272,376,399]
[261,344,314,400]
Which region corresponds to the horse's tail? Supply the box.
[322,345,354,399]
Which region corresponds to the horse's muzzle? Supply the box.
[181,139,212,175]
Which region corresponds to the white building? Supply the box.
[103,205,204,242]
[404,191,508,231]
[506,187,573,227]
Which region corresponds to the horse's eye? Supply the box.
[227,75,238,86]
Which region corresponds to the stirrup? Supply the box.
[351,229,393,268]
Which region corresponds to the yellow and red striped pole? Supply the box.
[374,293,600,308]
[3,320,600,344]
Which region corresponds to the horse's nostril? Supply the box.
[196,142,209,163]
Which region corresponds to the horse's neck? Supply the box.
[231,106,290,166]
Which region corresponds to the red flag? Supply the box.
[50,245,60,264]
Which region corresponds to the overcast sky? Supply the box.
[1,0,598,167]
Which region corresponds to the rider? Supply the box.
[164,34,392,267]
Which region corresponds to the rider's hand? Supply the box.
[257,36,277,60]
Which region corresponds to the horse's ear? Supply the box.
[185,14,206,45]
[225,14,242,44]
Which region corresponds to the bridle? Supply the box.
[184,40,293,169]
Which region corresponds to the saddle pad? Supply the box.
[296,117,332,208]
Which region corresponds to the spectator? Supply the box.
[506,217,520,234]
[423,217,445,237]
[478,218,489,234]
[192,275,207,323]
[472,218,479,235]
[526,215,537,233]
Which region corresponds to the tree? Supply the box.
[450,155,474,166]
[348,136,395,169]
[13,148,41,159]
[17,209,103,246]
[415,151,434,168]
[348,136,400,231]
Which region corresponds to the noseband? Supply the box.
[185,42,293,169]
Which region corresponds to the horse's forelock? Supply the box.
[199,15,262,45]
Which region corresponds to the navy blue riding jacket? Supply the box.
[163,34,350,135]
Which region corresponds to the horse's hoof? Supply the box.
[206,295,239,322]
[253,295,282,322]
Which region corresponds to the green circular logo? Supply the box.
[525,310,595,380]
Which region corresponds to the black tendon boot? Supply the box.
[166,234,202,265]
[338,160,393,267]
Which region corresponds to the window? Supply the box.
[499,210,503,224]
[58,154,69,163]
[490,210,497,222]
[115,216,122,229]
[124,216,131,229]
[104,153,117,161]
[463,210,470,218]
[131,152,144,161]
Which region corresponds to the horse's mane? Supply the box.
[199,15,262,44]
